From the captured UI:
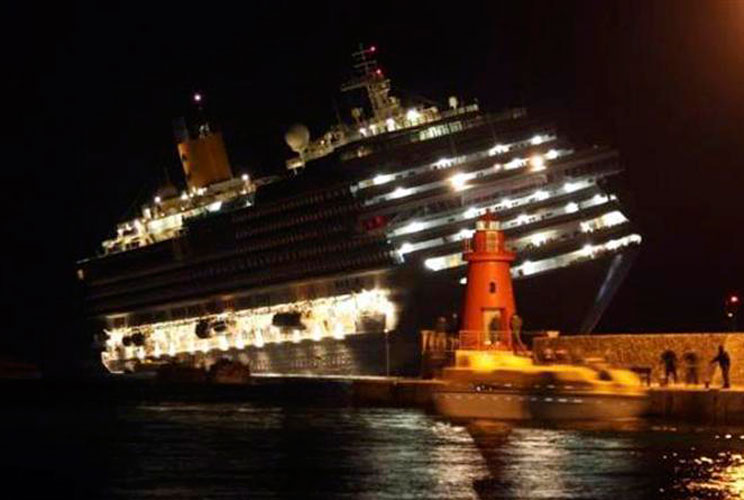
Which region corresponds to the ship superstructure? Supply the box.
[78,47,641,376]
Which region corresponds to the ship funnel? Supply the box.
[173,105,233,190]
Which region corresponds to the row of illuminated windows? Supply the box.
[397,207,628,261]
[395,192,621,258]
[363,147,564,206]
[342,108,528,163]
[388,175,602,240]
[425,233,642,275]
[354,131,558,194]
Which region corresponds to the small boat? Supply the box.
[433,350,648,421]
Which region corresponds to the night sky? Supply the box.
[5,1,743,370]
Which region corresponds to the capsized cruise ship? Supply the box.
[77,46,641,376]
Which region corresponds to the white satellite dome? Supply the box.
[285,124,310,153]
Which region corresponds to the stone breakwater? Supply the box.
[534,333,744,386]
[649,387,744,424]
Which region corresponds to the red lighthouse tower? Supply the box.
[461,211,517,350]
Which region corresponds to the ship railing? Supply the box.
[421,329,550,354]
[458,330,516,350]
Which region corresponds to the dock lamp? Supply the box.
[725,294,740,331]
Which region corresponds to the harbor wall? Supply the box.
[350,376,744,424]
[351,378,443,407]
[533,332,744,386]
[649,388,744,424]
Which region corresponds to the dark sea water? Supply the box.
[3,383,744,499]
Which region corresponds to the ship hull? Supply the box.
[105,332,402,377]
[100,250,632,377]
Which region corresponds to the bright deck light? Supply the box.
[531,232,548,246]
[593,193,609,204]
[434,157,453,168]
[449,172,469,191]
[531,134,544,145]
[312,325,323,342]
[406,108,421,121]
[458,228,474,240]
[532,190,549,201]
[530,155,545,171]
[505,158,525,170]
[516,213,530,225]
[333,323,345,340]
[565,202,579,213]
[463,207,480,219]
[390,187,411,199]
[488,144,510,156]
[522,260,535,274]
[424,258,440,270]
[398,242,413,254]
[373,174,393,185]
[402,221,424,234]
[601,211,627,226]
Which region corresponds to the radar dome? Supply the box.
[285,124,310,153]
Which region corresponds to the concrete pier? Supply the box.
[351,378,744,424]
[648,387,744,424]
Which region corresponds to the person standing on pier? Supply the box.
[711,345,731,389]
[682,351,699,385]
[660,349,678,386]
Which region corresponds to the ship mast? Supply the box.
[340,44,400,122]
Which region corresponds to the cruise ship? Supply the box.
[77,46,641,376]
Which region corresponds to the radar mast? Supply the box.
[340,44,401,122]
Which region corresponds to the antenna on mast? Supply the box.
[340,44,400,121]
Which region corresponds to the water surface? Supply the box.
[4,397,744,499]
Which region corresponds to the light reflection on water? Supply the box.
[5,401,744,499]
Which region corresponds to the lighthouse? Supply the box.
[461,211,517,350]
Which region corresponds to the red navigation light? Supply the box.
[731,295,740,304]
[369,46,376,52]
[193,93,202,103]
[375,69,383,76]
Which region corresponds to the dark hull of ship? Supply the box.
[171,250,635,377]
